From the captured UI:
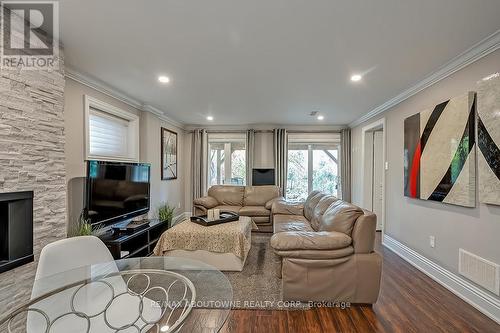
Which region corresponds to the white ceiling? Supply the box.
[59,0,500,126]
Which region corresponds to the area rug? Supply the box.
[130,233,307,311]
[223,232,308,310]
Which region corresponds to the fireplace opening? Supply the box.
[0,191,34,274]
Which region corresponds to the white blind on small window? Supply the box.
[89,108,129,157]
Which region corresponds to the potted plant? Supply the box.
[69,210,103,237]
[158,203,175,227]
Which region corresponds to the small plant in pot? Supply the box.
[158,203,175,227]
[69,210,103,237]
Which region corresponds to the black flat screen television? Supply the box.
[252,168,275,186]
[85,160,151,226]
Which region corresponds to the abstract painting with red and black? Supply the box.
[404,92,476,207]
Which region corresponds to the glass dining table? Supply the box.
[0,257,233,333]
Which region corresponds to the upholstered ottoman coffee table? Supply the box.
[153,216,256,271]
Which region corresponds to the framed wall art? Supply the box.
[404,92,476,207]
[161,128,178,180]
[477,73,500,205]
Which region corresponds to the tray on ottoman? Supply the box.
[190,211,239,226]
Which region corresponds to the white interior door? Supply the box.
[363,132,374,210]
[372,131,384,231]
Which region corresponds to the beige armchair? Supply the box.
[270,191,382,303]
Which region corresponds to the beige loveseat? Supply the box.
[193,185,281,230]
[270,191,382,304]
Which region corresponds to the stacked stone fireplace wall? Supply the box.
[0,61,66,313]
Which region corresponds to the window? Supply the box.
[286,133,341,201]
[85,95,139,161]
[208,133,246,186]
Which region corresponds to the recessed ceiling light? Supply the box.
[350,74,362,82]
[317,115,324,120]
[206,116,214,121]
[158,75,170,83]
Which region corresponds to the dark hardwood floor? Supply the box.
[219,232,500,333]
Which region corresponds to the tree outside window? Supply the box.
[208,135,246,187]
[287,143,340,201]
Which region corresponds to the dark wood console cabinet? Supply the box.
[99,219,169,259]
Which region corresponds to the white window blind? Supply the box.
[89,108,129,158]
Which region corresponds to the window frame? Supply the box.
[207,133,247,187]
[286,133,341,200]
[84,95,139,162]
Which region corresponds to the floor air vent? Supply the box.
[459,249,500,296]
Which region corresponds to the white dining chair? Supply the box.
[27,236,161,333]
[32,236,116,298]
[34,236,114,282]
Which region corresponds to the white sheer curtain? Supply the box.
[273,128,288,196]
[246,129,255,186]
[191,129,208,208]
[340,128,351,202]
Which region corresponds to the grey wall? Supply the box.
[64,78,142,227]
[140,111,186,215]
[351,49,500,299]
[64,78,188,227]
[254,132,274,168]
[182,125,343,210]
[0,61,66,313]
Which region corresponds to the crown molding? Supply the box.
[142,104,184,129]
[349,29,500,128]
[65,67,185,129]
[184,123,347,131]
[65,67,143,109]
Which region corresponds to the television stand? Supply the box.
[99,219,169,259]
[113,219,150,233]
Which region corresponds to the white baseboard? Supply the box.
[382,234,500,325]
[172,211,191,226]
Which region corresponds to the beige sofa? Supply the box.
[193,185,281,229]
[270,191,382,304]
